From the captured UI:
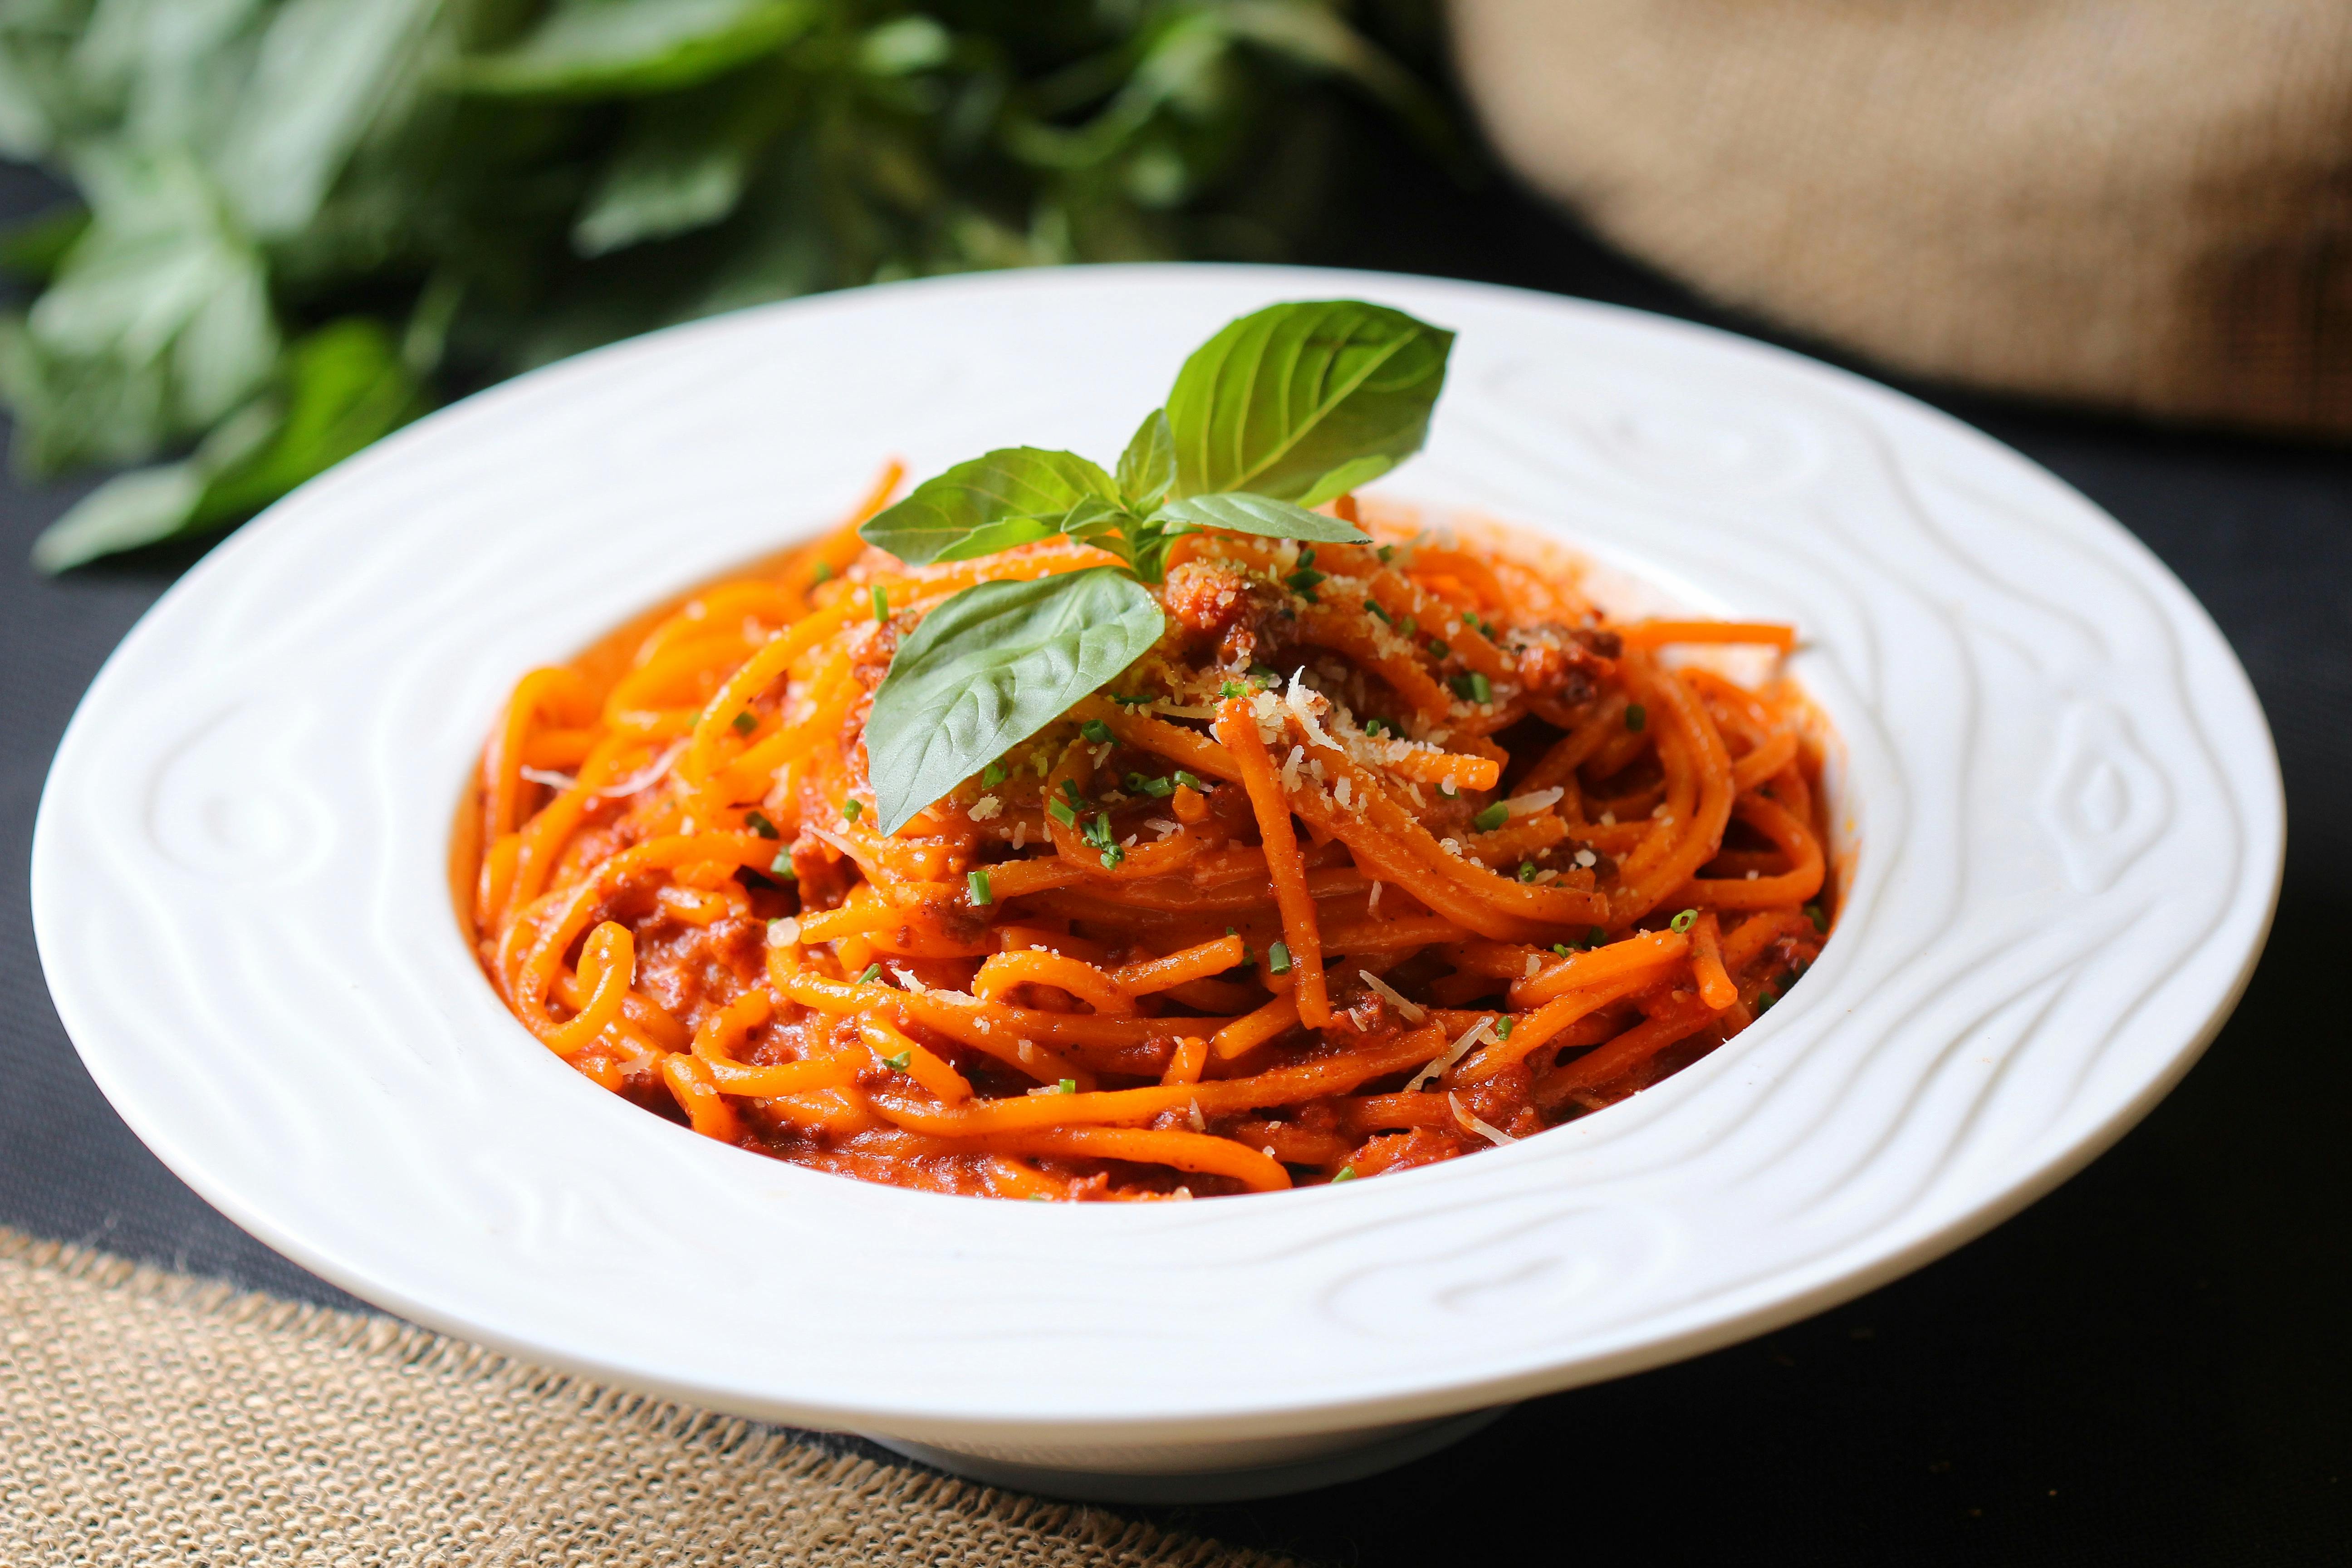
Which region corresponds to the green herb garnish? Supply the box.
[1331,1166,1358,1182]
[1805,902,1827,933]
[872,585,889,622]
[1516,860,1537,883]
[883,1050,912,1071]
[1266,941,1293,975]
[968,869,993,906]
[1174,770,1210,793]
[856,962,882,985]
[981,761,1007,788]
[1625,703,1647,733]
[744,809,779,839]
[730,710,756,734]
[1669,908,1698,933]
[1081,718,1115,744]
[1472,802,1509,832]
[768,853,796,881]
[859,302,1454,833]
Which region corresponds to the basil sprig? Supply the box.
[861,299,1453,833]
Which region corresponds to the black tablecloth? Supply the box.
[2,149,2344,1564]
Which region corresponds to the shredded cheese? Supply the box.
[1503,786,1564,818]
[970,794,1002,821]
[765,916,800,948]
[1407,1015,1497,1092]
[519,765,577,790]
[1358,969,1426,1024]
[1450,1092,1516,1146]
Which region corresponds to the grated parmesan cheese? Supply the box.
[1011,821,1028,849]
[520,765,577,791]
[1599,811,1617,826]
[1280,745,1304,791]
[1524,953,1540,978]
[1334,775,1352,808]
[892,966,927,993]
[1450,1092,1516,1146]
[1406,1015,1496,1093]
[1503,786,1564,818]
[1367,881,1384,912]
[970,794,1003,821]
[765,916,800,948]
[1358,969,1426,1024]
[1574,848,1598,868]
[1188,1098,1206,1132]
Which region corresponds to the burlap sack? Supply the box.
[1450,0,2352,436]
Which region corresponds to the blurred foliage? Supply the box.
[0,0,1448,570]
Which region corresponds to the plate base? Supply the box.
[862,1405,1511,1503]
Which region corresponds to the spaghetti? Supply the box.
[461,473,1837,1199]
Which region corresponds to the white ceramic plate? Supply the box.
[33,266,2280,1497]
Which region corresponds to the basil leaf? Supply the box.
[866,568,1164,834]
[931,515,1058,562]
[1166,299,1452,504]
[1116,407,1175,509]
[1152,491,1372,545]
[860,446,1119,566]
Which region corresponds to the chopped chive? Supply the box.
[1111,691,1154,707]
[1495,1016,1515,1039]
[872,585,889,622]
[1756,987,1778,1013]
[1805,902,1827,933]
[1397,615,1416,638]
[1219,681,1245,699]
[1470,671,1491,704]
[968,869,993,906]
[1427,639,1449,659]
[1061,779,1087,808]
[1286,568,1326,593]
[812,560,833,583]
[1516,860,1538,883]
[1266,941,1293,975]
[1377,544,1395,564]
[1553,942,1572,957]
[1331,1165,1358,1181]
[1048,798,1078,828]
[1084,811,1114,848]
[1250,663,1280,686]
[730,710,756,734]
[744,809,780,839]
[1363,717,1387,738]
[1624,702,1647,732]
[1141,774,1174,798]
[1099,845,1124,869]
[1472,802,1509,832]
[769,853,797,880]
[981,760,1006,787]
[1297,546,1316,568]
[843,799,862,822]
[882,1050,912,1070]
[1588,926,1608,947]
[856,963,882,985]
[1057,1078,1077,1094]
[1669,907,1698,933]
[1364,598,1392,624]
[1174,770,1210,793]
[1081,718,1114,744]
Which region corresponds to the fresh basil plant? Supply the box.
[862,299,1453,833]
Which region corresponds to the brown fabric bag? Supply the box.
[1450,0,2352,436]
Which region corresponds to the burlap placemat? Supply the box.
[0,1230,1290,1567]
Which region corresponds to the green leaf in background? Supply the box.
[1152,490,1371,545]
[1115,406,1174,509]
[211,0,445,240]
[0,1,1454,570]
[1166,299,1453,505]
[454,0,818,99]
[571,71,799,256]
[859,446,1120,566]
[864,566,1164,833]
[7,144,277,473]
[30,317,423,571]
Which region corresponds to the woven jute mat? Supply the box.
[0,1230,1289,1567]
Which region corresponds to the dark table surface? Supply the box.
[2,143,2346,1566]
